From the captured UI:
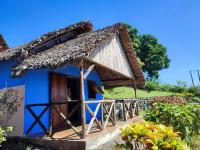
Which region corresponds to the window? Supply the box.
[88,80,103,99]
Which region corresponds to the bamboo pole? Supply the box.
[190,70,195,87]
[80,59,86,139]
[197,70,200,85]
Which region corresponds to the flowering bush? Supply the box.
[116,121,189,150]
[144,103,200,141]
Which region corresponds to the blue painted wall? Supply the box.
[0,61,103,135]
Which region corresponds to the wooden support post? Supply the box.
[135,102,139,116]
[132,80,137,98]
[132,101,137,117]
[49,106,53,137]
[113,102,116,125]
[101,102,104,125]
[80,59,86,139]
[122,101,127,121]
[83,64,95,80]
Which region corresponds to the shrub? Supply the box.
[0,127,13,145]
[170,85,185,93]
[144,103,200,142]
[145,81,159,91]
[187,86,200,97]
[116,121,189,150]
[0,89,21,145]
[159,84,172,92]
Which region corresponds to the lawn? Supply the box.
[104,87,174,99]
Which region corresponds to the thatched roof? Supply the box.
[0,34,9,52]
[0,20,92,62]
[0,21,145,88]
[12,25,117,75]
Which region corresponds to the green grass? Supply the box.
[104,87,175,99]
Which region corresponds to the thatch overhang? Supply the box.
[82,58,139,88]
[0,20,93,62]
[1,21,145,88]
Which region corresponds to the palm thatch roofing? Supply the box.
[0,21,145,88]
[0,21,92,62]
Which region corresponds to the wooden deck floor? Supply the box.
[9,116,141,150]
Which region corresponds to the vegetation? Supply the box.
[104,87,174,99]
[144,103,200,142]
[116,121,188,150]
[127,25,170,80]
[144,81,200,99]
[0,127,13,145]
[0,89,21,145]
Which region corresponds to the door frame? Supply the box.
[49,72,81,131]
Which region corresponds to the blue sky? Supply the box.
[1,0,200,85]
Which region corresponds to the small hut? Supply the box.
[0,21,144,139]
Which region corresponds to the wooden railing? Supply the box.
[26,100,81,137]
[115,99,139,121]
[26,99,139,139]
[84,100,116,136]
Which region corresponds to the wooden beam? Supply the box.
[125,102,132,119]
[131,80,137,98]
[122,101,127,121]
[86,103,102,135]
[27,100,79,107]
[102,78,129,82]
[103,104,115,124]
[113,102,116,125]
[103,102,114,129]
[83,57,132,80]
[53,106,80,136]
[132,101,136,117]
[135,101,139,116]
[49,106,53,137]
[101,103,104,125]
[80,59,86,139]
[68,103,80,119]
[26,106,49,135]
[83,64,95,79]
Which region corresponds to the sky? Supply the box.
[0,0,200,85]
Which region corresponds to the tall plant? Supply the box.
[144,103,200,142]
[116,121,188,150]
[0,89,22,144]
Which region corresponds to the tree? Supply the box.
[127,25,170,80]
